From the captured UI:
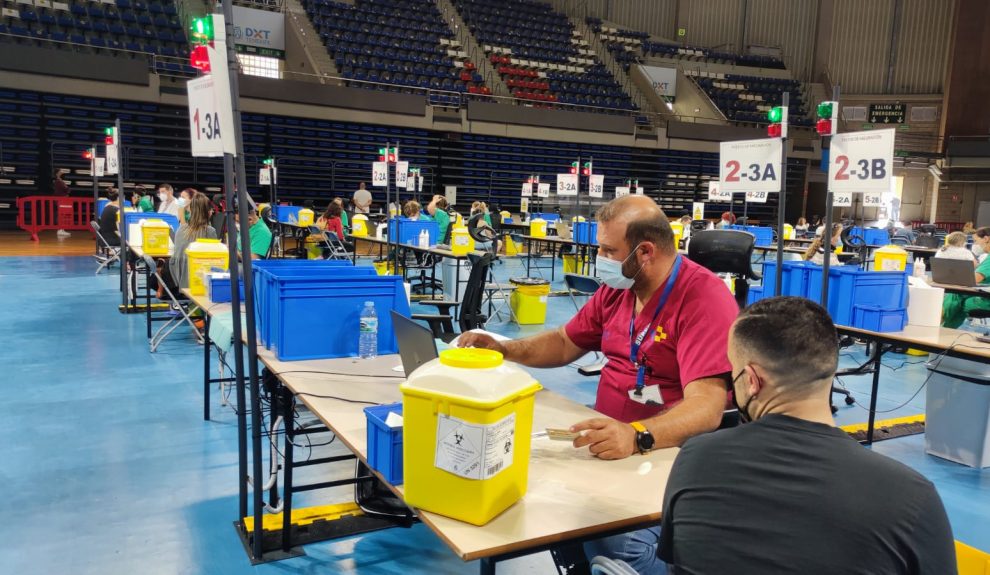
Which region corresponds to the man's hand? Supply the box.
[571,418,636,460]
[456,332,507,356]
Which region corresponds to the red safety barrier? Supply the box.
[16,196,96,242]
[910,220,964,231]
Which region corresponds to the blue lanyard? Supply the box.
[629,255,682,394]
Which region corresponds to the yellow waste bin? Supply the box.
[509,278,551,324]
[141,219,171,256]
[562,253,587,274]
[351,214,369,237]
[669,221,684,247]
[503,234,521,256]
[873,245,908,272]
[451,227,475,255]
[298,208,315,227]
[187,238,229,295]
[400,348,542,526]
[529,218,547,238]
[783,223,795,240]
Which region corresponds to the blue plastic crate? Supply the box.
[804,266,908,326]
[122,211,179,241]
[532,212,560,222]
[267,274,409,361]
[762,260,815,298]
[274,205,302,224]
[96,198,131,215]
[573,221,598,245]
[207,274,244,303]
[364,402,403,484]
[742,225,774,247]
[388,217,439,246]
[848,227,890,247]
[852,305,907,332]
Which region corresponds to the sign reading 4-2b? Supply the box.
[828,129,894,193]
[719,138,782,194]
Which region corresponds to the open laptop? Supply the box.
[930,257,977,287]
[391,310,439,377]
[554,220,572,240]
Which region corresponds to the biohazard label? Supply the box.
[435,412,515,480]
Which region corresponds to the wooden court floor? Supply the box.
[0,230,100,256]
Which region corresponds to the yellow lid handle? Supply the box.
[439,348,503,369]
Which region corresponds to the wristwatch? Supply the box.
[631,421,655,454]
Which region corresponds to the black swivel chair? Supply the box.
[413,253,494,342]
[687,230,760,309]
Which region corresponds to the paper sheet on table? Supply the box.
[448,329,511,348]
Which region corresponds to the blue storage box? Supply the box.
[573,221,598,245]
[803,266,908,326]
[122,212,180,240]
[848,227,890,247]
[271,274,410,360]
[532,212,560,222]
[852,305,907,332]
[388,217,439,246]
[743,225,774,247]
[207,274,245,303]
[364,402,403,484]
[762,260,815,298]
[274,205,302,224]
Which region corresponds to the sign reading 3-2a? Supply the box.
[719,138,782,194]
[828,129,894,193]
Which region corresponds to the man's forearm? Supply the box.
[643,394,723,449]
[503,328,584,368]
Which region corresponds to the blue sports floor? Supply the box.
[1,254,988,574]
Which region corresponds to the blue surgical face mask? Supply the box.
[596,244,643,289]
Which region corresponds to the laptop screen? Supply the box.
[391,311,439,377]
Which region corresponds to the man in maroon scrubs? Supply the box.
[459,195,738,573]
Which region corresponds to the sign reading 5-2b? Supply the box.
[719,138,782,194]
[828,128,894,193]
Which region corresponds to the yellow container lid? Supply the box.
[440,348,503,369]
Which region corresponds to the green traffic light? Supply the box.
[767,106,784,123]
[817,102,834,118]
[191,17,213,42]
[104,127,113,136]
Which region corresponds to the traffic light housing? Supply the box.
[263,157,275,166]
[103,126,117,145]
[816,101,839,136]
[569,161,579,175]
[190,16,213,44]
[581,161,592,176]
[767,105,788,138]
[82,148,94,160]
[189,44,211,73]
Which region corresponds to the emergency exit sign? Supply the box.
[869,104,905,124]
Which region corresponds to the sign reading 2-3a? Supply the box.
[719,138,782,194]
[828,129,894,193]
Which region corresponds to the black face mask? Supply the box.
[730,368,757,424]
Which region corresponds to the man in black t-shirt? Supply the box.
[99,188,121,247]
[658,297,955,575]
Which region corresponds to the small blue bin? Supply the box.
[827,267,908,326]
[852,305,907,332]
[747,286,764,306]
[848,227,890,247]
[388,218,439,245]
[97,198,131,215]
[762,260,814,298]
[533,212,560,222]
[208,274,245,303]
[573,221,598,245]
[122,212,179,241]
[364,402,403,484]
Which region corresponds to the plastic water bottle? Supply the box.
[359,301,378,359]
[418,229,429,248]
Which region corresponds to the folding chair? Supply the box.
[305,226,351,260]
[564,273,606,375]
[91,220,121,274]
[142,254,205,351]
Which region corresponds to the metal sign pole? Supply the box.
[774,91,789,296]
[115,119,127,308]
[92,143,99,254]
[820,85,840,309]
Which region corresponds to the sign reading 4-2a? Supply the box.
[828,128,894,193]
[719,138,782,194]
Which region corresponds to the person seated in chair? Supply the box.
[316,202,354,253]
[458,195,738,573]
[934,231,977,265]
[802,223,842,266]
[470,202,501,253]
[234,207,273,260]
[658,297,955,574]
[169,193,217,289]
[426,195,451,243]
[942,227,990,328]
[99,188,122,246]
[402,200,423,221]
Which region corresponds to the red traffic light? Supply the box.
[767,124,783,138]
[190,44,211,72]
[816,119,833,136]
[82,150,94,160]
[387,153,396,163]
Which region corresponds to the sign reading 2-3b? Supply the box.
[719,138,782,194]
[828,129,894,193]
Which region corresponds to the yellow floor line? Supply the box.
[840,414,925,434]
[956,541,990,575]
[243,501,364,532]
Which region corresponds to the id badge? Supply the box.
[628,385,664,406]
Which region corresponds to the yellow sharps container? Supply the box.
[351,214,369,237]
[141,219,171,256]
[873,245,908,271]
[400,348,542,526]
[187,238,229,295]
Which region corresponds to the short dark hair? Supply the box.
[596,196,675,254]
[732,297,838,385]
[976,227,990,239]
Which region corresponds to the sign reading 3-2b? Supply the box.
[828,129,894,193]
[719,138,782,194]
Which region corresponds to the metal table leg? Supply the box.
[865,336,884,445]
[204,313,213,421]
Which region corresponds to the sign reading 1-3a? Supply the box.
[827,129,894,193]
[719,138,782,194]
